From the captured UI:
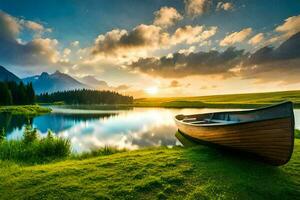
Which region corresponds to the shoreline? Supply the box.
[0,105,52,115]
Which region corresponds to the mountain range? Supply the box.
[0,65,104,94]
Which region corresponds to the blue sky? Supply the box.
[1,0,298,47]
[0,0,300,97]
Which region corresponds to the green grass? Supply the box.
[0,139,299,199]
[295,129,300,139]
[0,105,51,115]
[71,146,127,160]
[134,90,300,108]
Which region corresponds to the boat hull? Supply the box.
[175,106,294,166]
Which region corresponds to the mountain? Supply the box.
[79,75,109,90]
[0,65,21,82]
[23,70,87,94]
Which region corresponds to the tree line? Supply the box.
[0,81,35,105]
[37,89,134,104]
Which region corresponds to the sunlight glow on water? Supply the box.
[3,107,300,153]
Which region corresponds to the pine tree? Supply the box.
[26,82,35,104]
[0,82,12,105]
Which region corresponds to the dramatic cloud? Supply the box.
[129,47,245,78]
[0,11,60,67]
[220,28,252,46]
[264,15,300,46]
[128,31,300,84]
[171,25,217,45]
[91,24,217,57]
[92,24,169,57]
[239,32,300,83]
[216,2,234,11]
[153,7,183,28]
[248,33,264,45]
[185,0,211,18]
[0,11,21,41]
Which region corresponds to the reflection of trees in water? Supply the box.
[53,113,118,122]
[0,113,33,133]
[0,112,118,135]
[34,113,118,133]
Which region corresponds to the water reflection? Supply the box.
[57,109,180,152]
[0,113,32,133]
[1,107,300,153]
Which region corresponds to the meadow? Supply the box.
[0,135,299,199]
[134,90,300,108]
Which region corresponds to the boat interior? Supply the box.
[176,102,293,126]
[179,113,239,125]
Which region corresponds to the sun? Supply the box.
[145,87,159,96]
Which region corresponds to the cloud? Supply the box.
[248,33,264,45]
[178,46,196,55]
[71,41,79,47]
[200,85,217,90]
[153,7,183,28]
[185,0,211,18]
[171,25,217,45]
[262,15,300,47]
[169,80,182,88]
[79,75,109,89]
[91,24,169,57]
[0,11,21,41]
[220,28,252,46]
[239,32,300,84]
[216,2,234,11]
[275,15,300,37]
[115,84,130,91]
[128,31,300,84]
[0,11,60,68]
[20,19,51,36]
[129,47,245,78]
[90,24,217,58]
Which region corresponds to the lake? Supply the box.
[2,106,300,153]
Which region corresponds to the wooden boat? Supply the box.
[175,102,295,166]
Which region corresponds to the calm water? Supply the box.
[2,106,300,153]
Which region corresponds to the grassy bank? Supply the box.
[0,139,299,199]
[0,105,51,115]
[134,90,300,108]
[0,126,70,164]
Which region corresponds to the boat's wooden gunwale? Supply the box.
[176,116,291,127]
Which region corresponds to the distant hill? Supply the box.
[23,70,87,94]
[134,90,300,108]
[0,65,21,82]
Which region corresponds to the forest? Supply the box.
[0,81,35,105]
[37,89,134,104]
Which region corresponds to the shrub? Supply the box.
[0,128,5,142]
[295,129,300,139]
[23,124,38,144]
[0,127,71,163]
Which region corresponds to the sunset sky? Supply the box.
[0,0,300,97]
